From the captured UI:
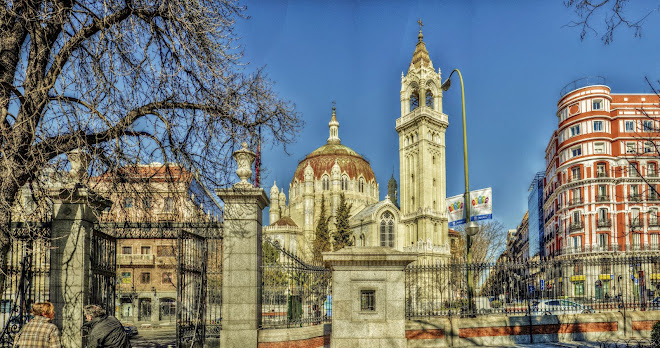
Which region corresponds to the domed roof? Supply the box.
[292,106,376,183]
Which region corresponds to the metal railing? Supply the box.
[406,254,660,319]
[598,219,612,228]
[560,76,607,97]
[597,195,609,202]
[570,221,584,231]
[261,238,331,328]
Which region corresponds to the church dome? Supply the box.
[292,106,375,183]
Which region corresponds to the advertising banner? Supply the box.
[447,187,493,227]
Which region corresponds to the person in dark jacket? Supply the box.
[82,305,131,348]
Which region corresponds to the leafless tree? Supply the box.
[565,0,659,44]
[0,0,302,290]
[455,220,507,264]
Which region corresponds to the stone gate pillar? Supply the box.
[323,247,417,348]
[217,143,269,348]
[49,150,110,348]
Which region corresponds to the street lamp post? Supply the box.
[442,69,479,315]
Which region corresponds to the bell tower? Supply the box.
[396,22,449,256]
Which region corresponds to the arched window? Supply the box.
[409,91,419,111]
[380,211,395,247]
[359,177,365,193]
[341,175,349,190]
[322,175,330,191]
[425,89,434,109]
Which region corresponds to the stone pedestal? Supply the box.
[49,185,109,348]
[323,247,417,348]
[217,187,269,348]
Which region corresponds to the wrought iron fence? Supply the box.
[0,224,51,347]
[261,239,331,328]
[90,228,116,314]
[406,255,660,319]
[205,234,222,338]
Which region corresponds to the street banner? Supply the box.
[469,187,493,222]
[447,187,493,227]
[447,194,465,227]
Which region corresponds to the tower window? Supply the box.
[359,178,365,193]
[409,91,419,111]
[425,90,433,109]
[322,175,330,190]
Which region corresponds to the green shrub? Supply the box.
[490,300,502,309]
[652,321,660,348]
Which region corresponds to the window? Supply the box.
[409,91,419,111]
[141,272,151,284]
[645,141,654,153]
[360,290,375,311]
[574,282,585,296]
[571,146,582,157]
[322,175,330,191]
[633,234,641,248]
[123,198,134,208]
[625,120,635,132]
[163,197,174,212]
[651,234,659,247]
[141,246,151,255]
[626,142,636,154]
[380,212,395,248]
[598,234,608,248]
[157,245,175,257]
[644,120,654,131]
[592,99,603,110]
[143,198,152,209]
[594,142,605,154]
[572,235,582,250]
[162,272,173,284]
[359,178,365,193]
[341,175,349,190]
[425,90,433,109]
[650,208,658,225]
[631,208,641,227]
[649,163,657,177]
[571,167,580,181]
[570,125,581,137]
[572,210,582,223]
[597,163,607,177]
[571,188,582,204]
[630,163,639,177]
[122,246,132,255]
[121,272,131,284]
[631,185,640,200]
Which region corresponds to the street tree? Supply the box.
[333,193,352,250]
[565,0,659,44]
[313,195,330,263]
[455,220,507,264]
[0,0,302,290]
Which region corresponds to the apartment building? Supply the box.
[543,79,660,257]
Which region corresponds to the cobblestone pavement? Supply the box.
[128,327,176,348]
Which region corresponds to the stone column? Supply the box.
[49,185,109,348]
[323,247,417,348]
[217,143,269,348]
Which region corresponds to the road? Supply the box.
[128,327,176,348]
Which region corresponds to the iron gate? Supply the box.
[176,230,207,348]
[90,228,117,314]
[0,224,51,347]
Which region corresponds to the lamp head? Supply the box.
[441,78,451,91]
[466,221,479,236]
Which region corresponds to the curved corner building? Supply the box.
[544,79,660,258]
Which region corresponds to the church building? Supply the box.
[266,27,451,261]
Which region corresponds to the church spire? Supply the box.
[410,19,433,70]
[327,102,340,145]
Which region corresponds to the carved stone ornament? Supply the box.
[67,149,92,182]
[233,142,256,188]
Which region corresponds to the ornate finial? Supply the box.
[232,142,256,188]
[418,18,423,30]
[417,18,424,42]
[328,101,340,144]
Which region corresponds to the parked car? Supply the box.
[123,324,138,337]
[531,299,594,315]
[650,297,660,308]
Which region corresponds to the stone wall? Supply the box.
[258,324,331,348]
[406,311,660,347]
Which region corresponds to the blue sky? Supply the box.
[235,1,660,231]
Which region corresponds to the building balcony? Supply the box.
[570,175,582,182]
[569,198,584,206]
[649,219,660,227]
[597,172,608,178]
[118,254,155,266]
[569,222,584,231]
[649,194,660,201]
[630,194,642,202]
[597,219,612,228]
[630,219,643,228]
[596,195,609,202]
[649,173,658,178]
